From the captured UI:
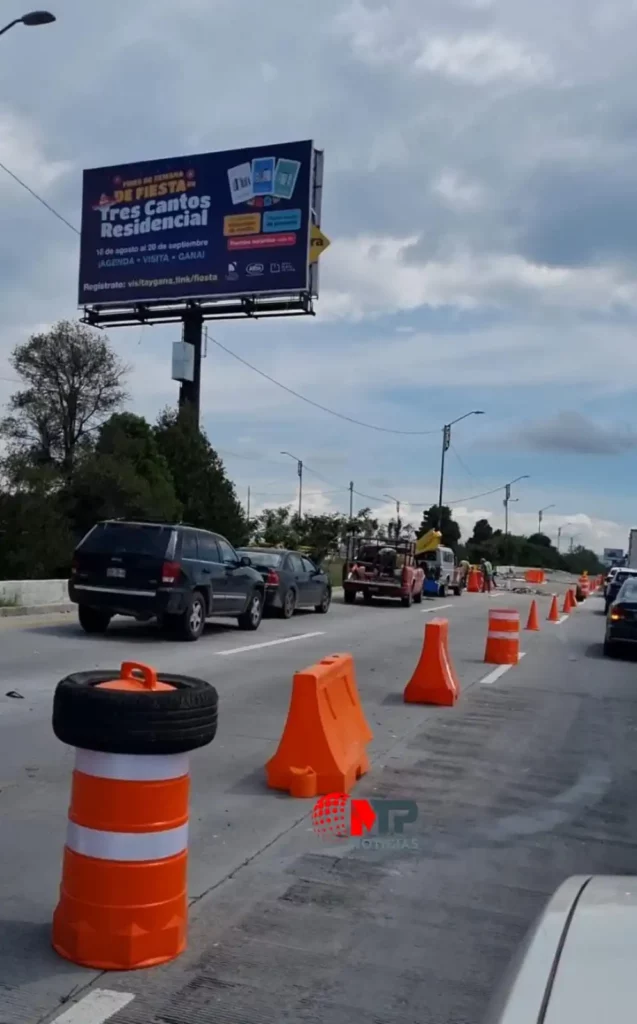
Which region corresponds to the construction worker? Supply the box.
[480,557,493,594]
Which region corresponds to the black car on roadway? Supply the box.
[69,519,266,641]
[604,576,637,656]
[236,547,332,619]
[604,567,637,614]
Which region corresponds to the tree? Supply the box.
[527,532,551,548]
[296,513,347,563]
[68,413,181,536]
[0,321,129,476]
[472,518,493,544]
[255,506,295,548]
[417,504,461,550]
[0,467,74,579]
[155,407,247,545]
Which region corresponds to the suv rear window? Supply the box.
[79,522,172,557]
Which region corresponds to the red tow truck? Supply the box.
[342,538,425,607]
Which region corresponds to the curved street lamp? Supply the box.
[280,451,303,519]
[538,503,556,534]
[437,410,485,527]
[0,11,56,37]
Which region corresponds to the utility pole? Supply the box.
[177,308,204,426]
[281,451,303,519]
[557,522,573,552]
[503,475,529,535]
[349,481,354,520]
[384,494,401,538]
[246,486,251,524]
[437,410,484,527]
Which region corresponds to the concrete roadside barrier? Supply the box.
[51,660,218,970]
[266,653,373,797]
[484,609,520,665]
[404,618,458,706]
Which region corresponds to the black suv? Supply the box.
[69,519,265,641]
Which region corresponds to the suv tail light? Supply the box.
[266,569,280,586]
[162,560,181,585]
[610,606,625,621]
[70,556,79,576]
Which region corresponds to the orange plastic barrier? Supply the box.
[266,653,373,797]
[52,667,190,970]
[467,568,482,593]
[525,600,540,631]
[404,618,458,706]
[547,595,560,622]
[524,569,546,584]
[484,609,520,664]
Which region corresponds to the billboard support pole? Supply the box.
[178,307,204,427]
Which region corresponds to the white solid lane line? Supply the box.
[421,603,454,613]
[216,631,326,656]
[50,989,135,1024]
[481,652,526,685]
[556,614,569,625]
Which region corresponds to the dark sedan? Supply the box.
[236,548,331,619]
[604,577,637,656]
[604,567,637,614]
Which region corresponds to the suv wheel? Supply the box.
[238,590,263,631]
[401,591,413,608]
[179,592,206,641]
[279,588,296,620]
[78,606,111,635]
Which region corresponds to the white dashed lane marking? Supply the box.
[50,989,135,1024]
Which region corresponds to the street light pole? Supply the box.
[503,475,529,535]
[557,522,573,553]
[281,451,303,519]
[0,10,56,36]
[538,504,556,534]
[437,410,484,527]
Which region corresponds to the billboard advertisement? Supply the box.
[78,140,314,307]
[602,547,624,566]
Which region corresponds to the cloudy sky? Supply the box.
[1,0,636,553]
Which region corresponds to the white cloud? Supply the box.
[432,170,486,210]
[414,32,552,84]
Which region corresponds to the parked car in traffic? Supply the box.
[69,519,266,641]
[236,547,331,618]
[604,567,637,614]
[485,875,637,1024]
[604,575,637,656]
[604,566,620,597]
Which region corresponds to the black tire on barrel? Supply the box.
[52,670,218,755]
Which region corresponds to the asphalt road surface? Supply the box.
[2,583,637,1024]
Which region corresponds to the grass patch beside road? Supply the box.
[0,595,18,608]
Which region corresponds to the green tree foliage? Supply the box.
[68,413,181,535]
[417,504,461,550]
[0,320,128,475]
[0,466,74,579]
[155,407,247,545]
[472,518,493,544]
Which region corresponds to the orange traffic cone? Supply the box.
[547,595,560,622]
[404,618,457,706]
[562,590,572,614]
[525,600,540,631]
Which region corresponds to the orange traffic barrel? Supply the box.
[484,609,520,665]
[51,661,218,970]
[467,567,482,593]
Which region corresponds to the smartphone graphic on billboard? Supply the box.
[252,156,276,196]
[274,158,301,200]
[227,162,253,205]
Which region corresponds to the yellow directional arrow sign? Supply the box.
[310,224,331,263]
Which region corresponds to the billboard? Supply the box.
[602,547,624,566]
[78,140,315,307]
